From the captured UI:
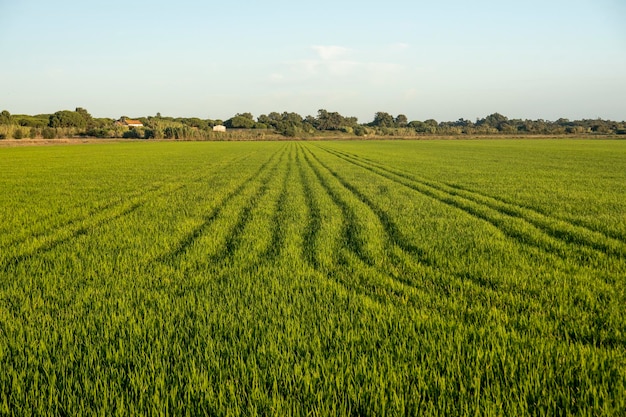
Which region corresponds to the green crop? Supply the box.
[1,140,624,415]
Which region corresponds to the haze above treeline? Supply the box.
[1,108,624,140]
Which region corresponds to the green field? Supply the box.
[1,140,625,415]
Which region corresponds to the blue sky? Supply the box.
[1,0,624,123]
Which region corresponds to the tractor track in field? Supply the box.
[156,146,287,268]
[328,145,626,253]
[316,145,626,265]
[208,148,288,266]
[442,181,626,244]
[2,152,254,261]
[345,149,626,244]
[301,145,477,307]
[261,144,295,262]
[296,146,324,271]
[301,145,502,297]
[297,145,397,307]
[0,182,190,274]
[301,146,377,269]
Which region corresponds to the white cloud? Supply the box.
[390,42,410,52]
[404,88,418,100]
[269,73,285,81]
[312,45,350,60]
[327,60,360,76]
[268,45,408,86]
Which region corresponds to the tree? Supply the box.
[315,109,349,130]
[395,114,408,127]
[225,115,256,129]
[370,112,395,128]
[0,110,11,125]
[237,112,254,120]
[281,112,303,126]
[477,113,508,130]
[49,110,87,129]
[75,107,95,130]
[257,114,272,126]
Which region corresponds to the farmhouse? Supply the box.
[115,117,143,127]
[213,125,226,132]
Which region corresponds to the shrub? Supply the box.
[280,126,298,137]
[13,129,24,139]
[122,129,141,139]
[354,126,367,137]
[87,128,112,138]
[42,127,56,139]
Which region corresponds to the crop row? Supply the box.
[0,141,624,415]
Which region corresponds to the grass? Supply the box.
[1,139,625,415]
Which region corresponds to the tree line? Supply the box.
[1,108,624,140]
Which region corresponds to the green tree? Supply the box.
[225,115,256,129]
[257,114,273,127]
[0,110,11,125]
[237,112,254,120]
[478,113,508,131]
[371,112,395,127]
[395,114,408,127]
[49,110,87,129]
[315,109,347,130]
[14,115,48,128]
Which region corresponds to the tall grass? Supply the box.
[0,140,624,415]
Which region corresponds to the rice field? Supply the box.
[1,139,625,415]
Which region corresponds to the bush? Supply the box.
[280,126,298,137]
[87,128,112,138]
[42,127,56,139]
[28,128,38,139]
[164,126,184,139]
[13,129,24,139]
[354,126,367,136]
[122,129,141,139]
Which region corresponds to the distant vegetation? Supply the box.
[0,108,624,140]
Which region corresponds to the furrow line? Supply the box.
[157,146,286,266]
[316,145,621,264]
[297,145,389,306]
[261,144,295,262]
[304,147,437,269]
[0,199,146,274]
[1,178,197,271]
[303,145,499,295]
[446,181,626,244]
[300,145,375,268]
[208,148,288,266]
[323,146,626,258]
[296,145,323,271]
[300,145,468,305]
[4,152,253,252]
